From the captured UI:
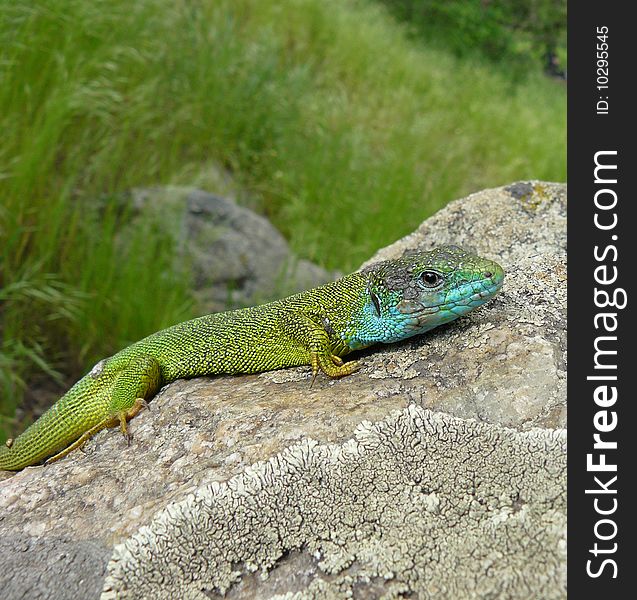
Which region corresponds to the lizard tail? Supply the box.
[0,440,27,472]
[0,374,113,471]
[0,414,71,471]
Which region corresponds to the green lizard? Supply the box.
[0,245,504,471]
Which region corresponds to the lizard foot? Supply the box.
[311,352,360,380]
[118,397,151,445]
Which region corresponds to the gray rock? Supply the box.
[0,535,110,600]
[131,187,336,312]
[0,182,567,599]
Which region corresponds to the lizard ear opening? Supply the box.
[369,290,382,317]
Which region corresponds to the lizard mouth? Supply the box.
[399,273,504,317]
[442,278,503,316]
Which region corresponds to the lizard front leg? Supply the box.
[279,312,360,379]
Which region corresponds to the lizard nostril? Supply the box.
[484,271,493,278]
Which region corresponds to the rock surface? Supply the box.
[0,181,567,600]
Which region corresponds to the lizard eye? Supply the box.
[421,271,443,288]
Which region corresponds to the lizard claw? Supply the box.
[310,368,319,389]
[138,398,151,412]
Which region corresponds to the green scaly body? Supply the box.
[1,246,504,471]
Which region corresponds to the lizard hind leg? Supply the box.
[46,356,162,465]
[108,355,162,445]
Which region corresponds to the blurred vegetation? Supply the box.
[0,0,565,440]
[378,0,567,78]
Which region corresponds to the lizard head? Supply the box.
[344,245,504,349]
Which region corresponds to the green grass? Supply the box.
[0,0,565,439]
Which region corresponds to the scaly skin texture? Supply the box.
[0,246,504,471]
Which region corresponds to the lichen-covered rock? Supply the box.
[0,182,567,599]
[102,406,566,600]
